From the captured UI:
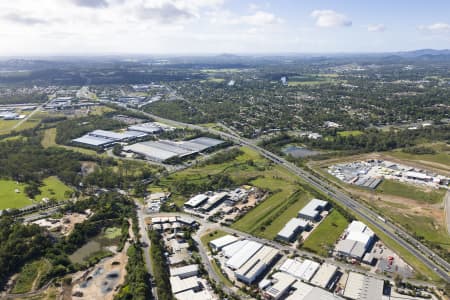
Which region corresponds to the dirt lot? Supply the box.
[70,244,129,300]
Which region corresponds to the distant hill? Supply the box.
[395,49,450,58]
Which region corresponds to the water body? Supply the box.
[282,145,319,158]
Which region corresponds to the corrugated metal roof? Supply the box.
[310,263,338,288]
[298,198,328,219]
[185,194,209,207]
[226,240,263,270]
[72,135,114,146]
[210,235,239,250]
[277,218,309,240]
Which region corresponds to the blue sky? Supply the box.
[0,0,449,55]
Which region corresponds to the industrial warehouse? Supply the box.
[335,221,376,260]
[123,137,225,162]
[328,159,450,189]
[276,198,329,243]
[72,129,149,148]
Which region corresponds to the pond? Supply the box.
[69,227,121,264]
[282,145,320,158]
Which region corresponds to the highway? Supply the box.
[131,108,450,282]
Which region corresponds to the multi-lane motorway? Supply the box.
[130,108,450,282]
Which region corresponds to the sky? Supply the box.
[0,0,450,55]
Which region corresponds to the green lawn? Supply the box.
[200,230,228,251]
[34,176,73,202]
[41,127,102,156]
[104,227,122,239]
[337,130,363,137]
[0,119,21,133]
[0,177,72,210]
[0,179,32,210]
[388,143,450,168]
[302,210,349,256]
[376,179,446,204]
[12,259,51,294]
[211,259,234,287]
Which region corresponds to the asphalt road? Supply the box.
[135,201,158,299]
[132,108,450,282]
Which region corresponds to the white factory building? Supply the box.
[343,272,384,300]
[262,272,297,300]
[335,221,375,260]
[262,272,342,300]
[225,240,263,270]
[128,122,167,134]
[310,263,339,290]
[124,137,224,162]
[298,199,329,221]
[185,194,209,208]
[169,264,216,300]
[210,236,281,285]
[235,245,279,284]
[209,234,239,251]
[279,258,320,282]
[72,129,148,149]
[285,281,343,300]
[276,218,310,242]
[170,264,199,279]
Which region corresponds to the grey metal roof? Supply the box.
[72,135,114,146]
[298,199,328,219]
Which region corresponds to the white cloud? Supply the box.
[418,22,450,33]
[239,11,282,26]
[311,10,351,28]
[210,10,282,26]
[367,24,386,32]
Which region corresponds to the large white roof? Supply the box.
[279,258,320,281]
[124,143,179,161]
[298,198,328,218]
[222,240,249,258]
[209,235,239,250]
[310,263,338,288]
[264,272,297,299]
[235,246,278,280]
[185,194,209,208]
[346,231,372,246]
[73,135,113,146]
[170,276,199,294]
[277,218,309,240]
[344,272,384,300]
[170,264,198,278]
[226,240,263,270]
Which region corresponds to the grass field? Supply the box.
[211,259,234,287]
[388,143,450,169]
[41,127,103,156]
[0,119,21,133]
[104,227,122,239]
[301,210,349,256]
[376,180,446,204]
[0,179,32,209]
[0,177,72,210]
[35,176,72,201]
[337,130,364,137]
[200,230,228,251]
[200,78,226,83]
[12,259,51,294]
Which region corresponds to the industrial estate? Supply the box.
[1,46,450,300]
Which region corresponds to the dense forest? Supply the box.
[0,136,91,198]
[55,115,125,145]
